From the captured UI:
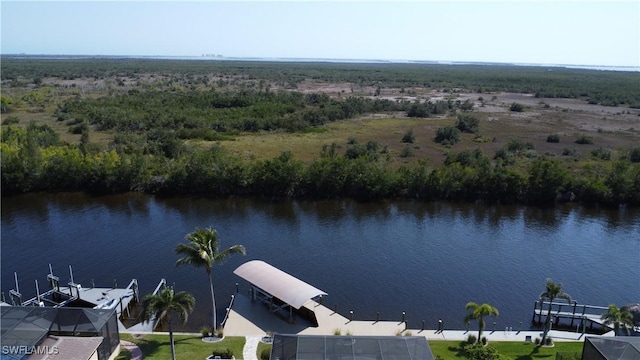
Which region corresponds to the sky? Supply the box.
[1,1,639,67]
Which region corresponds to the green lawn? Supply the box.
[257,341,272,360]
[428,340,584,360]
[118,334,584,360]
[120,334,245,360]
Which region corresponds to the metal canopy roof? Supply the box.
[234,260,327,309]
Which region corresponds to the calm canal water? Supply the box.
[1,192,638,331]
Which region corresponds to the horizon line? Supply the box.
[3,53,639,71]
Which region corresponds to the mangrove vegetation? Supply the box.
[2,57,640,206]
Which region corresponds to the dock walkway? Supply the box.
[224,293,611,344]
[224,294,405,337]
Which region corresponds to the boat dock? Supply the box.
[223,292,612,342]
[3,265,169,333]
[224,293,406,337]
[223,261,616,345]
[531,299,611,332]
[5,265,139,317]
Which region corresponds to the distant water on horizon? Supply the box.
[5,53,639,72]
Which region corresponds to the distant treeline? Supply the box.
[2,58,639,107]
[3,123,639,206]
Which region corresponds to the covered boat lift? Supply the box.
[233,260,327,324]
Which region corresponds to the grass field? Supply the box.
[118,333,583,360]
[120,333,245,360]
[428,340,583,360]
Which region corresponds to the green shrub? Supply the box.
[400,145,414,158]
[575,135,594,144]
[493,148,515,165]
[546,134,560,143]
[201,326,211,337]
[211,348,234,358]
[434,126,461,145]
[591,147,611,160]
[2,116,20,125]
[506,139,534,152]
[214,326,224,338]
[629,146,640,163]
[463,343,502,360]
[456,114,479,133]
[259,346,271,360]
[509,103,524,112]
[466,334,477,344]
[345,144,368,159]
[402,129,415,143]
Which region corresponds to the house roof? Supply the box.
[30,335,103,360]
[0,306,115,360]
[233,260,327,309]
[586,336,640,360]
[271,334,435,360]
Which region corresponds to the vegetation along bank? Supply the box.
[1,58,639,205]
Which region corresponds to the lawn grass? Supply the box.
[118,333,584,360]
[120,333,245,360]
[114,347,131,360]
[428,340,584,360]
[256,341,272,359]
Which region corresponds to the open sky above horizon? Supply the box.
[2,1,639,67]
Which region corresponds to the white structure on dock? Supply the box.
[233,260,327,324]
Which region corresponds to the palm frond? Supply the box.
[140,287,195,326]
[213,244,247,263]
[539,278,571,303]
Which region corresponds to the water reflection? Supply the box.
[1,192,638,331]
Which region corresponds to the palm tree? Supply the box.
[141,286,195,360]
[175,226,246,336]
[601,304,634,336]
[539,278,571,344]
[464,302,499,342]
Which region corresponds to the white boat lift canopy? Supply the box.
[233,260,327,310]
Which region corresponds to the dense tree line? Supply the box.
[3,57,639,107]
[3,124,639,206]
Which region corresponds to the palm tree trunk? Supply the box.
[208,269,217,334]
[542,301,553,343]
[169,320,176,360]
[478,318,484,341]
